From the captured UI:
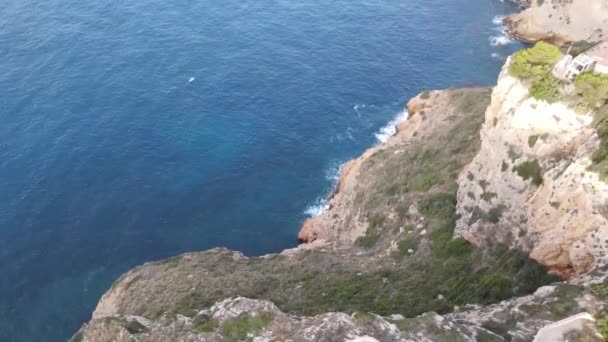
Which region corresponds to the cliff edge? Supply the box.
[455,58,608,277]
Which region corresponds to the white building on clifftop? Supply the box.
[553,40,608,81]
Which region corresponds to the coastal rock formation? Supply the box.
[505,0,608,44]
[72,66,608,341]
[455,59,608,277]
[296,90,473,245]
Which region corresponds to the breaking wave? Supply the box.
[304,197,330,217]
[489,15,514,46]
[492,15,506,25]
[304,162,343,217]
[375,109,409,143]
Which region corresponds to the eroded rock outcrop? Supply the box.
[505,0,608,44]
[455,59,608,276]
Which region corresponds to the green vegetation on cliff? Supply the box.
[509,42,561,81]
[509,42,608,179]
[222,313,273,341]
[513,160,543,186]
[509,41,562,102]
[77,88,558,340]
[572,72,608,178]
[575,72,608,110]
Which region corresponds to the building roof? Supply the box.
[586,40,608,65]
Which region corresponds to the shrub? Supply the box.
[513,160,543,186]
[445,238,473,256]
[592,284,608,300]
[573,73,608,178]
[420,91,431,99]
[590,106,608,178]
[193,314,218,333]
[356,213,386,249]
[568,40,596,57]
[480,192,497,202]
[530,74,561,103]
[392,235,419,260]
[597,312,608,340]
[528,135,539,148]
[170,292,205,318]
[483,205,506,224]
[410,170,439,192]
[574,72,608,109]
[356,233,380,249]
[419,193,457,220]
[509,42,561,81]
[354,311,376,324]
[222,313,273,341]
[481,275,512,300]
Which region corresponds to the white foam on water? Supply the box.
[489,34,514,46]
[489,15,514,47]
[491,52,503,59]
[304,197,330,217]
[492,15,505,25]
[375,109,409,143]
[325,162,343,183]
[304,162,344,217]
[329,127,355,143]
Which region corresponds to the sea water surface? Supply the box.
[1,0,521,340]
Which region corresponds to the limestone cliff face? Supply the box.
[505,0,608,44]
[455,59,608,276]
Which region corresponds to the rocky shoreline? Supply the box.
[297,94,430,245]
[72,2,608,341]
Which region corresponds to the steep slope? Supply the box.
[73,87,581,341]
[455,59,608,277]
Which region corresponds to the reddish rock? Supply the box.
[462,232,479,247]
[407,96,425,115]
[298,218,317,243]
[547,265,575,280]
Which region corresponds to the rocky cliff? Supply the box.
[69,7,608,337]
[455,59,608,278]
[505,0,608,44]
[72,71,608,341]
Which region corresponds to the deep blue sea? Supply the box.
[0,0,522,340]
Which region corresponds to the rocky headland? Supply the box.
[73,4,608,342]
[505,0,608,45]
